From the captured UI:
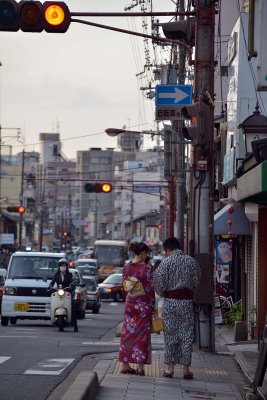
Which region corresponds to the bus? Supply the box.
[94,240,128,281]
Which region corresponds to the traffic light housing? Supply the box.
[7,205,26,213]
[0,0,71,32]
[84,183,113,193]
[161,18,195,47]
[181,102,212,145]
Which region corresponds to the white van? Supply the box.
[1,251,65,326]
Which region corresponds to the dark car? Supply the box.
[69,269,87,319]
[98,273,125,302]
[83,276,101,314]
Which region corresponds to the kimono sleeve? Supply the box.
[153,259,169,297]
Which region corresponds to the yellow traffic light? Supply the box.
[43,1,71,33]
[101,183,112,193]
[44,3,64,26]
[18,205,26,214]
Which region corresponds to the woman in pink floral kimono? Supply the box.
[118,241,155,376]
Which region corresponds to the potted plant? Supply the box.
[222,302,242,326]
[222,302,248,341]
[249,305,258,340]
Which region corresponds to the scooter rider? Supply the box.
[48,258,78,332]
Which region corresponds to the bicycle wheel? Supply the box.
[220,296,232,318]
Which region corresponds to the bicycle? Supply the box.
[215,294,241,319]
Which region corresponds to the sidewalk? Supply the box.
[59,324,267,400]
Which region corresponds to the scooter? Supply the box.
[49,285,72,332]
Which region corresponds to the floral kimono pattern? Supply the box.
[119,261,155,365]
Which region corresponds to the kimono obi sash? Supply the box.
[164,288,193,300]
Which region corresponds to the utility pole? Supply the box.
[191,0,216,351]
[175,0,186,250]
[19,150,25,249]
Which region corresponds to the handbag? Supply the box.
[151,316,164,333]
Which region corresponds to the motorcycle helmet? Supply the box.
[58,258,69,267]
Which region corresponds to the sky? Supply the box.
[0,0,174,159]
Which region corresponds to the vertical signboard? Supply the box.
[257,0,267,89]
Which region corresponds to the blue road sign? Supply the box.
[133,185,161,194]
[155,84,192,106]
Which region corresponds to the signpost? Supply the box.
[155,84,192,106]
[155,84,192,121]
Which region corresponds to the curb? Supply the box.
[61,371,99,400]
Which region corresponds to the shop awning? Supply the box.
[237,160,267,204]
[214,204,251,235]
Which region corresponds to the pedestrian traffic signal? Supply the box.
[7,205,26,213]
[181,102,211,145]
[0,0,71,32]
[84,183,113,193]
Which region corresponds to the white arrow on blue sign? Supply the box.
[155,84,193,107]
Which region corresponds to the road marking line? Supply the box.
[82,341,119,345]
[0,335,37,338]
[0,357,11,364]
[24,358,74,375]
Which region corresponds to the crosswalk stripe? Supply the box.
[24,358,74,375]
[0,356,11,364]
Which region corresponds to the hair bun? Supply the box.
[129,242,138,252]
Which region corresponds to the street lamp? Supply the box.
[238,104,267,159]
[105,127,162,137]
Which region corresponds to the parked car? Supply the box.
[98,273,125,301]
[83,276,101,314]
[69,269,87,319]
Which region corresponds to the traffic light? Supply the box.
[0,0,71,32]
[62,231,69,238]
[181,101,211,145]
[161,18,195,46]
[84,183,113,193]
[7,205,26,213]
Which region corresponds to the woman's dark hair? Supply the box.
[129,241,149,255]
[163,237,181,251]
